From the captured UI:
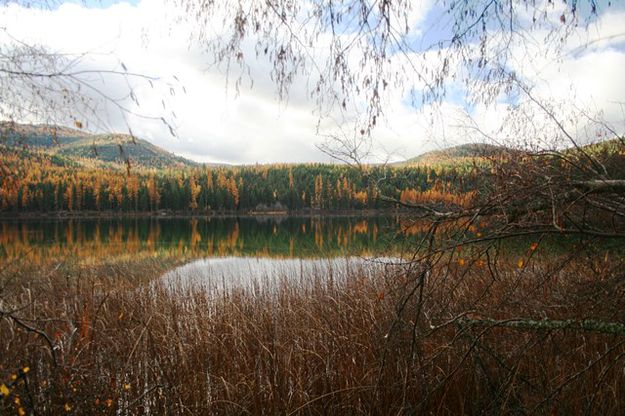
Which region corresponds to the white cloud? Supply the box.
[0,0,623,163]
[0,0,340,163]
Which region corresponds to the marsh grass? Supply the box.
[1,251,624,414]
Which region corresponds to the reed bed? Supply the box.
[1,250,624,415]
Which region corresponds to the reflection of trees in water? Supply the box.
[0,217,603,266]
[0,217,396,264]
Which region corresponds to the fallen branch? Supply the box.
[571,179,625,194]
[458,317,625,336]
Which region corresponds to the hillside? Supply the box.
[0,122,197,169]
[399,143,514,167]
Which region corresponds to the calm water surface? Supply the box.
[1,217,413,286]
[161,256,401,294]
[0,216,582,289]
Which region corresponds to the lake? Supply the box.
[0,216,413,293]
[0,214,589,285]
[0,215,581,268]
[0,215,412,267]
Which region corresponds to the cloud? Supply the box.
[0,0,623,163]
[0,0,336,163]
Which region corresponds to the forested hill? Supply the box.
[0,122,197,169]
[2,123,622,215]
[398,143,514,167]
[0,149,479,214]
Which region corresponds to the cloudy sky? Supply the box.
[1,0,624,164]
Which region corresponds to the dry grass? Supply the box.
[1,249,624,415]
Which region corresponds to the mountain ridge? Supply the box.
[0,122,198,169]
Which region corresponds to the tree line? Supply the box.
[0,149,479,213]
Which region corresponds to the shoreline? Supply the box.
[0,208,410,221]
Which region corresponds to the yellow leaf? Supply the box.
[458,259,465,266]
[0,383,9,396]
[123,383,131,391]
[64,402,72,411]
[517,259,524,268]
[18,407,26,416]
[22,367,30,374]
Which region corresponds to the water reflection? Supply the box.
[160,256,399,294]
[0,216,403,264]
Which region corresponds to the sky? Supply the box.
[1,0,624,164]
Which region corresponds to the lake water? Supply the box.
[0,216,410,259]
[0,216,580,291]
[0,216,411,291]
[161,256,401,295]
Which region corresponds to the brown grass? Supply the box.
[1,250,624,415]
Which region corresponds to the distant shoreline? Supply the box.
[0,208,410,220]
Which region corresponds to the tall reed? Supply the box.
[1,252,623,414]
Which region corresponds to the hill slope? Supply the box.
[400,143,512,166]
[0,122,197,169]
